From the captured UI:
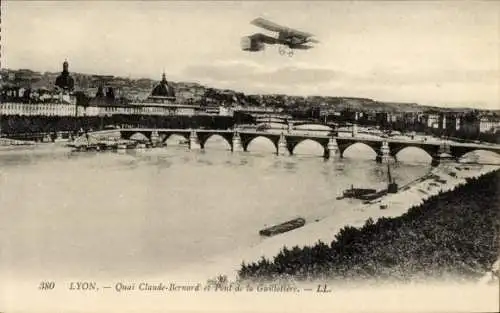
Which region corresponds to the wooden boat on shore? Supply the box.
[69,138,144,152]
[341,164,398,201]
[259,217,306,237]
[358,190,387,201]
[342,186,377,198]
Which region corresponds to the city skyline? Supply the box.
[1,1,499,109]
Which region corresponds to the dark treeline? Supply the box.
[239,170,500,283]
[0,114,255,136]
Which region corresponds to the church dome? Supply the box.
[55,59,74,91]
[151,72,175,98]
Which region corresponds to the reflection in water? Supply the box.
[0,138,436,281]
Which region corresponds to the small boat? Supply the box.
[259,217,306,237]
[116,139,137,150]
[97,142,116,150]
[72,144,99,152]
[357,190,386,201]
[342,164,398,201]
[343,186,377,198]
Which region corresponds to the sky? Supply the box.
[1,1,499,109]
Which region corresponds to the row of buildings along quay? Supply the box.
[0,60,499,143]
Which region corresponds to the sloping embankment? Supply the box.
[239,166,500,283]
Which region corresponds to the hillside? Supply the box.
[0,68,492,113]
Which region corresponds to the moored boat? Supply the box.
[343,185,377,198]
[259,217,306,237]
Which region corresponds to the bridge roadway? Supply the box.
[79,128,500,165]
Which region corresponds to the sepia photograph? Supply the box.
[0,1,499,312]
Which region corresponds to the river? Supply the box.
[0,136,432,281]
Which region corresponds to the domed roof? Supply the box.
[55,59,74,91]
[151,72,175,98]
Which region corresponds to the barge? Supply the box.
[342,186,377,198]
[259,217,306,237]
[69,138,150,152]
[340,164,398,202]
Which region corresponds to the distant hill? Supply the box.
[0,68,492,113]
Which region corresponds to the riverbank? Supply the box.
[159,159,499,282]
[0,137,35,146]
[239,167,499,283]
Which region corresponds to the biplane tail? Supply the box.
[307,38,320,44]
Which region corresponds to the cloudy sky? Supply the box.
[2,1,499,109]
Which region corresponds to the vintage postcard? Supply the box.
[0,1,499,312]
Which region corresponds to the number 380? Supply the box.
[38,281,55,290]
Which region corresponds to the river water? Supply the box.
[0,136,432,281]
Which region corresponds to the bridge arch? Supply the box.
[120,130,152,141]
[243,135,279,153]
[129,132,150,142]
[393,146,433,163]
[389,143,439,160]
[456,149,500,163]
[289,138,328,157]
[339,142,378,159]
[198,133,233,150]
[161,132,190,144]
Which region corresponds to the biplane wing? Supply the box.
[288,44,314,50]
[249,33,281,45]
[251,17,313,39]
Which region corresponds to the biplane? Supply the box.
[241,17,319,57]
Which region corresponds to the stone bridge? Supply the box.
[77,128,500,166]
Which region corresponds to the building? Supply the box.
[458,112,480,136]
[444,113,462,132]
[55,60,75,91]
[479,115,500,133]
[76,102,202,117]
[0,99,76,116]
[0,60,77,116]
[80,71,203,117]
[150,72,176,101]
[424,113,440,129]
